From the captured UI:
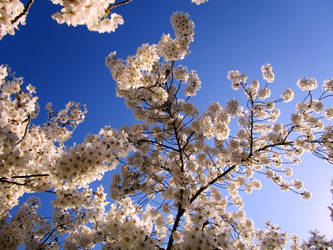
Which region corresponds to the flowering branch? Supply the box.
[0,174,49,186]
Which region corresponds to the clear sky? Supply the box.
[1,0,333,243]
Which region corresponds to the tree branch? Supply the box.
[17,115,30,145]
[12,0,34,25]
[166,119,186,250]
[166,203,185,250]
[0,178,26,186]
[0,174,49,186]
[108,0,134,11]
[136,139,179,152]
[11,174,49,179]
[189,165,236,204]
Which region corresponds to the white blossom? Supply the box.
[261,63,275,83]
[281,88,294,102]
[296,77,318,91]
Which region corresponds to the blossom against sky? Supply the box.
[1,0,333,242]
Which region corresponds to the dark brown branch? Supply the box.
[0,179,55,193]
[108,0,134,11]
[37,215,65,250]
[166,165,237,250]
[256,141,292,152]
[181,131,194,151]
[166,120,187,250]
[166,202,185,250]
[136,139,179,152]
[45,190,56,194]
[12,0,34,25]
[0,178,26,186]
[0,174,49,186]
[189,165,236,203]
[11,174,49,179]
[17,115,30,145]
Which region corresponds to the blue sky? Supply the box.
[1,0,333,242]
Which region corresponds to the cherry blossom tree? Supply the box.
[0,5,333,250]
[0,0,207,39]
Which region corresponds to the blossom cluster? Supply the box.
[0,0,25,39]
[105,11,194,89]
[0,0,208,40]
[52,126,131,188]
[50,0,124,33]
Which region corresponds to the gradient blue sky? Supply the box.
[1,0,333,242]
